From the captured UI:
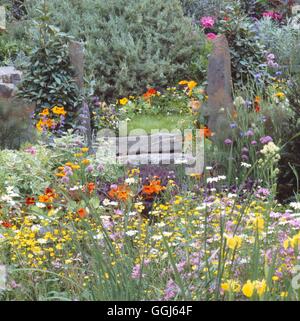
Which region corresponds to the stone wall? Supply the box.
[0,67,22,99]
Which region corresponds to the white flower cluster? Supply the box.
[290,202,300,210]
[260,142,280,157]
[207,176,226,184]
[0,186,20,207]
[259,142,280,169]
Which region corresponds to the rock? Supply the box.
[69,41,84,89]
[0,6,5,32]
[69,41,93,150]
[0,83,16,98]
[203,35,234,141]
[0,67,22,84]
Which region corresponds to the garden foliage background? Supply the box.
[1,0,300,301]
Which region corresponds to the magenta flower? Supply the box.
[206,32,217,40]
[200,16,215,29]
[263,11,282,21]
[25,146,37,155]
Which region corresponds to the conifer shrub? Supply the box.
[26,0,205,101]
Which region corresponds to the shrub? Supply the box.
[26,0,205,101]
[180,0,225,19]
[216,2,269,87]
[0,34,20,66]
[17,4,80,127]
[257,17,300,74]
[277,76,300,202]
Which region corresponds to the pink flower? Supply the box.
[200,16,215,29]
[263,11,282,21]
[25,146,37,155]
[206,32,217,40]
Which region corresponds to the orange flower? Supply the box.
[202,127,213,138]
[87,182,96,194]
[142,180,164,197]
[39,108,50,116]
[82,159,90,166]
[108,184,131,202]
[143,88,157,100]
[254,96,261,113]
[38,195,51,203]
[77,208,87,218]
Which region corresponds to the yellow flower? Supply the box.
[81,147,89,153]
[178,80,189,85]
[226,235,242,250]
[39,108,50,116]
[275,92,285,99]
[221,280,241,293]
[82,159,90,166]
[255,279,267,297]
[242,280,255,298]
[187,81,197,91]
[253,217,264,232]
[52,106,67,116]
[119,98,129,105]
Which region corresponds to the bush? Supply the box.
[26,0,205,101]
[180,0,225,19]
[17,5,80,127]
[257,17,300,74]
[0,34,20,66]
[277,76,300,202]
[216,2,269,87]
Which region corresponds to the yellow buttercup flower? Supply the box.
[226,235,242,250]
[119,98,129,105]
[242,280,255,298]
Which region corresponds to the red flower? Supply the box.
[143,88,157,100]
[87,182,96,194]
[1,221,12,228]
[25,197,35,206]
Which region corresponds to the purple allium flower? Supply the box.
[246,129,254,137]
[260,136,273,144]
[242,154,249,161]
[86,164,94,173]
[251,140,257,145]
[61,176,70,184]
[224,139,233,145]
